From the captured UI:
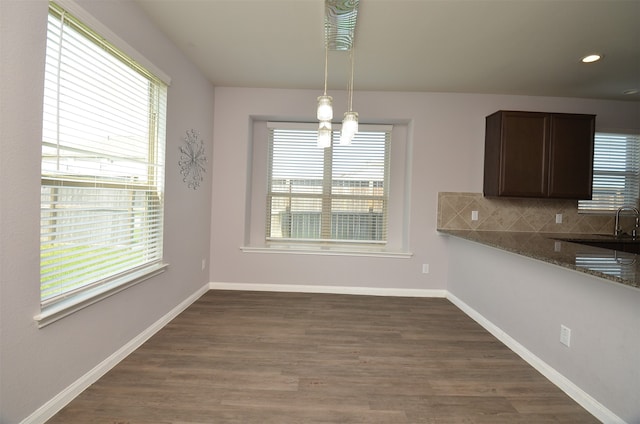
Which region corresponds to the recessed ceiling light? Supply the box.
[581,54,602,63]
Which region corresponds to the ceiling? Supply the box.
[134,0,640,102]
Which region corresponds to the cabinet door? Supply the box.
[547,114,594,199]
[499,112,549,197]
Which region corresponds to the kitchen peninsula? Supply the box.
[438,192,640,424]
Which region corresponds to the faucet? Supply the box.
[614,206,640,237]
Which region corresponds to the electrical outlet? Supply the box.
[471,210,479,221]
[560,325,571,347]
[422,264,429,274]
[201,259,207,271]
[556,213,563,224]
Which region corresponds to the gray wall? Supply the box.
[210,87,639,291]
[0,1,214,422]
[447,237,640,423]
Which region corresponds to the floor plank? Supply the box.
[47,290,599,423]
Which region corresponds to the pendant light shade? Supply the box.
[318,120,332,148]
[317,95,333,121]
[340,111,358,145]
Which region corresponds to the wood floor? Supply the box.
[47,290,599,423]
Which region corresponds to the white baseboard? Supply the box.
[209,281,447,298]
[446,292,626,424]
[21,283,210,424]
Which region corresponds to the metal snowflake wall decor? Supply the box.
[179,129,207,190]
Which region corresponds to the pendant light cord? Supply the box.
[347,47,354,112]
[323,45,329,96]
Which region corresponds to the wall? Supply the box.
[0,1,214,422]
[447,237,640,423]
[210,87,639,292]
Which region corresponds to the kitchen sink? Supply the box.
[553,235,640,254]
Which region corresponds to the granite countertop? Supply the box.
[438,229,640,289]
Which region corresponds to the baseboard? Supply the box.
[209,281,447,298]
[21,283,210,424]
[446,292,626,424]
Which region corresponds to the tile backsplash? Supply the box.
[437,192,615,234]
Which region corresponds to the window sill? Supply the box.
[34,262,168,328]
[241,244,413,258]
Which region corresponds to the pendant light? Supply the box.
[319,0,359,148]
[318,120,332,148]
[317,44,333,147]
[340,47,358,145]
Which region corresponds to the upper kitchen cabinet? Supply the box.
[483,110,595,199]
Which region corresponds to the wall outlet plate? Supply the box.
[560,324,571,347]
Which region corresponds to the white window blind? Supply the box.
[40,2,167,311]
[266,123,391,243]
[579,133,640,212]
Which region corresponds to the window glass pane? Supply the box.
[267,124,390,243]
[332,131,387,188]
[41,3,167,307]
[579,133,640,213]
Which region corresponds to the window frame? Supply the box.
[242,119,411,258]
[36,1,170,327]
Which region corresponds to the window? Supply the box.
[39,2,168,323]
[579,133,640,213]
[266,122,391,244]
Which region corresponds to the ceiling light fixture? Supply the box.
[325,0,359,51]
[581,54,602,63]
[317,0,359,148]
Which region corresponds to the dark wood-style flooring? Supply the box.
[47,290,599,423]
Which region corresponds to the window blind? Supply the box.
[40,3,167,308]
[266,123,391,243]
[579,133,640,213]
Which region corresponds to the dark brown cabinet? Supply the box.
[483,110,595,199]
